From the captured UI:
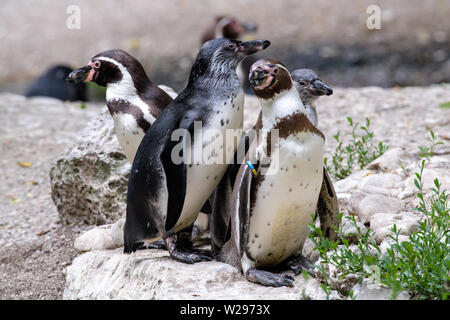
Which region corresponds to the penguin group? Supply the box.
[67,16,339,287]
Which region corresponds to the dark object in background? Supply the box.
[25,65,87,101]
[201,16,257,43]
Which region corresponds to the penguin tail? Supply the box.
[123,218,138,254]
[123,200,161,254]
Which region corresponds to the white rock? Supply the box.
[349,192,406,224]
[370,212,419,231]
[334,178,359,193]
[50,108,130,225]
[74,227,115,252]
[379,235,410,255]
[341,219,368,243]
[358,173,403,196]
[302,237,319,262]
[366,147,415,173]
[370,212,419,243]
[403,167,450,199]
[110,218,125,247]
[63,249,339,300]
[352,280,410,300]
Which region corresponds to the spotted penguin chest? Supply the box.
[173,91,245,232]
[112,113,146,163]
[245,131,324,267]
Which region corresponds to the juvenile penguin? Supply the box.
[291,69,333,127]
[124,39,271,263]
[290,69,338,248]
[67,49,173,163]
[202,16,259,90]
[211,59,336,287]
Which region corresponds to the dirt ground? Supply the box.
[0,95,102,299]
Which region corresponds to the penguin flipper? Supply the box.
[316,167,340,241]
[161,118,197,232]
[232,163,253,257]
[211,130,256,256]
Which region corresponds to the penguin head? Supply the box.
[192,39,270,79]
[249,58,293,100]
[67,49,150,89]
[291,69,333,104]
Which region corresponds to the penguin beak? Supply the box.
[249,68,268,87]
[238,40,271,56]
[66,66,92,83]
[308,79,333,96]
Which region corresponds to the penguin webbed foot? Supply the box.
[169,248,213,264]
[165,235,212,264]
[246,269,294,287]
[284,255,315,276]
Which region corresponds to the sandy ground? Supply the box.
[0,95,102,299]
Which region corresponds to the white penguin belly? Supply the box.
[174,92,244,232]
[246,132,324,267]
[113,113,145,163]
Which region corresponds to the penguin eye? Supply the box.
[93,61,101,69]
[273,68,279,75]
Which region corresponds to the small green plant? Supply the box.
[324,117,389,180]
[439,102,450,109]
[418,129,443,159]
[310,159,449,300]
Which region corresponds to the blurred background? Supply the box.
[1,0,449,100]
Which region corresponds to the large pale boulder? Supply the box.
[366,147,415,173]
[63,249,340,300]
[349,192,406,224]
[50,108,130,225]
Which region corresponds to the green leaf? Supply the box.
[439,101,450,109]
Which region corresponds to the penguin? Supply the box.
[210,58,339,287]
[201,16,259,92]
[66,49,173,163]
[124,38,271,264]
[291,69,333,127]
[26,65,87,101]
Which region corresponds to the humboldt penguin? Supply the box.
[291,68,333,127]
[211,59,338,287]
[201,16,258,91]
[66,49,173,163]
[124,39,271,264]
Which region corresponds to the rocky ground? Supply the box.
[0,84,449,299]
[0,95,103,299]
